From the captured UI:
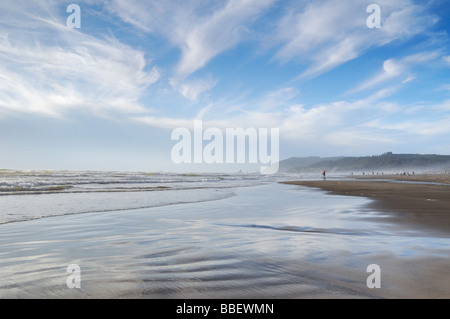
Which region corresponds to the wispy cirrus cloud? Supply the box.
[174,0,276,78]
[134,83,400,142]
[103,0,443,104]
[443,56,450,65]
[1,0,450,171]
[273,0,439,79]
[347,52,440,94]
[363,114,450,137]
[0,0,160,119]
[169,76,218,102]
[106,0,276,100]
[107,0,276,77]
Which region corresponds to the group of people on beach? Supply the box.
[326,170,417,177]
[399,170,415,176]
[362,171,384,176]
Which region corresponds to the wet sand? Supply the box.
[353,173,450,184]
[280,176,450,298]
[282,175,450,235]
[1,183,449,299]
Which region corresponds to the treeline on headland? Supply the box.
[279,152,450,173]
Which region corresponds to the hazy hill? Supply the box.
[279,152,450,173]
[277,156,343,171]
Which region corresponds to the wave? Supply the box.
[0,170,272,196]
[0,188,236,225]
[0,170,281,225]
[0,184,74,193]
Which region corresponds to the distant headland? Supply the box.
[278,152,450,174]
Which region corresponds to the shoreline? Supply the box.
[1,182,449,298]
[281,175,450,235]
[351,173,450,185]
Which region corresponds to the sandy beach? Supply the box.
[1,175,449,299]
[353,173,450,184]
[280,175,450,299]
[282,174,450,235]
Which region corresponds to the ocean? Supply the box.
[0,170,448,298]
[0,170,278,225]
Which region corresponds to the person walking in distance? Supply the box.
[322,170,326,180]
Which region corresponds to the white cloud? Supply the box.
[107,0,275,78]
[348,59,405,94]
[273,0,438,79]
[0,1,160,119]
[348,52,439,94]
[324,130,395,147]
[402,76,416,84]
[132,116,194,130]
[364,116,450,137]
[169,76,218,101]
[362,98,450,138]
[2,1,448,154]
[175,0,276,77]
[135,84,403,145]
[133,76,450,158]
[432,100,450,111]
[105,0,276,101]
[104,0,441,102]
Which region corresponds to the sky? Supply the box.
[0,0,449,172]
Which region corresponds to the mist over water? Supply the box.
[0,170,278,224]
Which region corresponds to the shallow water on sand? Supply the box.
[0,183,449,298]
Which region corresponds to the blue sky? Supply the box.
[0,0,449,171]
